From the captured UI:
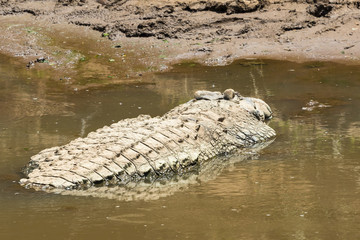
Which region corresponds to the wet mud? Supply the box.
[1,0,360,90]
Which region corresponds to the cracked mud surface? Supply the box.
[1,0,360,87]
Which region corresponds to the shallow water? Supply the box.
[0,56,359,239]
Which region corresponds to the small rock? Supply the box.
[307,4,333,18]
[194,90,222,100]
[223,89,236,100]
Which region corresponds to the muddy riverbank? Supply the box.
[1,0,360,88]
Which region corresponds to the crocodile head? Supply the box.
[226,89,273,121]
[238,96,273,121]
[194,88,273,121]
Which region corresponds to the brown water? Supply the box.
[1,55,359,239]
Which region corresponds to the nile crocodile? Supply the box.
[20,89,276,191]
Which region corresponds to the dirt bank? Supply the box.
[1,0,360,87]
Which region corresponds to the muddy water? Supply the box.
[1,55,360,239]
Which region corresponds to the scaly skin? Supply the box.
[19,89,276,191]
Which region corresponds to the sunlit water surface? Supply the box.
[0,55,359,239]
